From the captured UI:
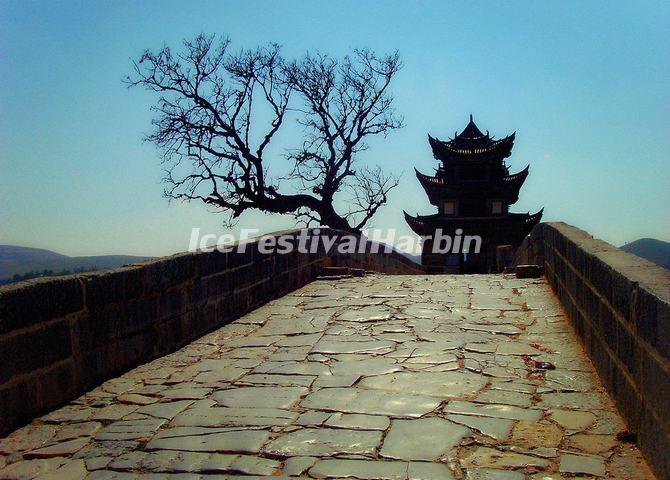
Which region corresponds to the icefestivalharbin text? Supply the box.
[188,228,481,256]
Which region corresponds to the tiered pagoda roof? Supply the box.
[404,208,544,236]
[405,115,543,272]
[415,165,529,206]
[428,115,515,162]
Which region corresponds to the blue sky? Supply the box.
[1,1,668,256]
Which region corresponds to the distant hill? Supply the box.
[620,238,670,270]
[399,252,422,264]
[0,245,153,282]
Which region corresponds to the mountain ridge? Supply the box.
[0,245,153,281]
[619,238,670,270]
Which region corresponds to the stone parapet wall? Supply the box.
[517,222,670,480]
[0,228,424,435]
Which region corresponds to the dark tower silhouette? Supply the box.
[405,115,543,273]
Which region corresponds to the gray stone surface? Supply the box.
[0,274,657,479]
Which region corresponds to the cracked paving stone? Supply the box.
[313,373,361,388]
[537,392,603,410]
[94,418,166,441]
[358,371,487,398]
[474,389,533,408]
[329,358,402,376]
[172,406,297,427]
[446,414,513,441]
[311,338,396,354]
[444,401,542,422]
[0,458,68,479]
[238,373,315,386]
[559,453,606,477]
[117,393,158,405]
[301,387,441,418]
[408,461,456,480]
[283,456,318,476]
[336,307,393,322]
[308,458,406,479]
[145,429,270,453]
[568,433,617,454]
[0,275,658,479]
[211,386,307,408]
[24,437,90,459]
[547,409,596,431]
[161,387,212,400]
[135,400,194,420]
[253,360,331,376]
[509,421,563,449]
[264,428,382,456]
[90,404,139,421]
[0,424,58,453]
[380,417,471,461]
[55,422,102,442]
[324,413,391,430]
[460,324,522,335]
[461,446,550,470]
[465,468,525,480]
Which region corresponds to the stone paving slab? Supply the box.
[0,275,657,479]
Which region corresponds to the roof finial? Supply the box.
[470,113,473,122]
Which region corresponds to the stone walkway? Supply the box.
[0,275,656,479]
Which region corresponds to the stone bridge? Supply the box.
[0,224,668,480]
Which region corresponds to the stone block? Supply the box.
[0,277,83,334]
[226,248,254,269]
[515,264,543,279]
[0,320,72,383]
[640,353,670,431]
[638,402,670,480]
[496,244,515,272]
[141,253,196,295]
[195,249,227,276]
[0,359,78,436]
[84,267,144,310]
[634,285,662,354]
[159,289,186,321]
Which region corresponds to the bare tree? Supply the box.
[127,34,402,233]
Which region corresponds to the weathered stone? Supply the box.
[559,453,606,477]
[135,400,194,420]
[324,413,390,431]
[172,406,297,427]
[446,414,513,441]
[461,446,550,470]
[301,387,441,417]
[359,371,487,398]
[146,429,270,453]
[568,433,617,454]
[283,456,318,476]
[0,273,657,479]
[117,393,158,405]
[0,424,57,452]
[0,458,68,479]
[25,437,90,458]
[238,373,315,386]
[264,428,381,456]
[211,386,307,409]
[380,417,471,461]
[408,461,455,480]
[465,468,525,480]
[312,338,395,354]
[548,409,596,431]
[444,401,542,422]
[510,421,563,449]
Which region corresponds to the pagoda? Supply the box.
[405,115,543,273]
